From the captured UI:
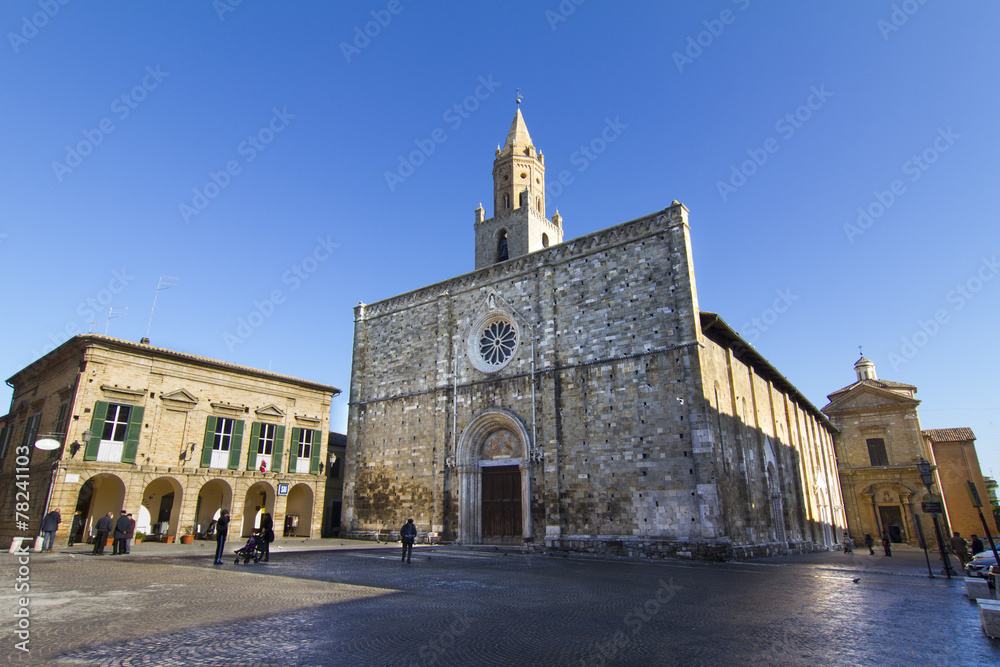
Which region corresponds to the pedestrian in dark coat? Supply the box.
[214,509,231,564]
[68,511,83,546]
[400,518,417,564]
[124,514,136,554]
[881,530,892,557]
[93,512,113,555]
[864,533,875,555]
[40,508,61,552]
[970,534,985,556]
[113,511,130,555]
[260,512,274,562]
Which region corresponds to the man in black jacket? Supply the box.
[93,512,113,555]
[113,511,131,555]
[400,518,417,564]
[40,508,61,552]
[214,509,231,564]
[68,510,83,547]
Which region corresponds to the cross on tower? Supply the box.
[858,345,864,357]
[516,88,523,105]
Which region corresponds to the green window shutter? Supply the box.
[310,429,322,474]
[85,401,109,461]
[289,427,301,473]
[228,419,244,470]
[200,416,217,467]
[272,425,285,472]
[248,422,261,470]
[121,406,145,464]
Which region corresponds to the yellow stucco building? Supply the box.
[0,335,339,548]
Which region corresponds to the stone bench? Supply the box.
[979,599,1000,639]
[966,577,992,600]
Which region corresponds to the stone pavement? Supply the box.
[1,539,997,666]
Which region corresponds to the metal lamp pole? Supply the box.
[917,457,955,579]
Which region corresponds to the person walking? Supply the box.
[970,534,985,556]
[881,530,892,557]
[93,512,113,555]
[40,508,61,552]
[68,510,83,547]
[864,533,875,555]
[214,509,231,564]
[400,518,417,564]
[260,512,274,562]
[124,513,136,554]
[113,511,130,555]
[950,531,969,566]
[842,533,853,554]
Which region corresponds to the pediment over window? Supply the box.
[294,414,321,426]
[210,402,246,416]
[822,385,919,414]
[100,385,147,401]
[161,389,198,410]
[255,404,285,420]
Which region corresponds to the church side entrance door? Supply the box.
[481,465,521,544]
[879,506,906,543]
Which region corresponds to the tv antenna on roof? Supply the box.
[146,275,179,339]
[105,306,127,335]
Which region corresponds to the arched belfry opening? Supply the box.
[455,408,532,544]
[497,229,509,263]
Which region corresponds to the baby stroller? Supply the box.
[234,533,266,564]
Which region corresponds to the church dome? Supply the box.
[854,356,877,381]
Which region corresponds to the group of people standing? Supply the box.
[39,508,136,555]
[845,529,990,562]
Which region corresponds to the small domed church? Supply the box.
[343,106,845,558]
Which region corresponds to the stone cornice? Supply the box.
[100,385,147,401]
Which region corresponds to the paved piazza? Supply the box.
[2,543,997,666]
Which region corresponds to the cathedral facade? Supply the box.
[343,108,844,558]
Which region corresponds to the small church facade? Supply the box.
[343,108,845,559]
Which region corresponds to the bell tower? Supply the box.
[474,101,564,269]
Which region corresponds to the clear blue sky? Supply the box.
[2,2,998,478]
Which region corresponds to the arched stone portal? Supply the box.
[241,481,275,537]
[140,477,183,538]
[74,474,126,541]
[195,479,232,537]
[285,484,314,537]
[455,408,532,545]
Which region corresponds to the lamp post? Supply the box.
[917,457,956,578]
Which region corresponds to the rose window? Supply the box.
[480,321,517,366]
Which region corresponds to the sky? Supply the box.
[2,2,998,478]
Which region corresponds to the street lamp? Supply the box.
[917,457,956,578]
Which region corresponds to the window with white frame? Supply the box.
[256,423,275,470]
[296,429,313,474]
[211,418,234,469]
[97,404,131,462]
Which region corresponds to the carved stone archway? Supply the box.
[455,408,532,544]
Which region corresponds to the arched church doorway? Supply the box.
[455,408,531,545]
